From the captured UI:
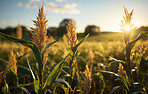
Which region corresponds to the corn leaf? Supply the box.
[129,31,148,50]
[0,32,42,68]
[56,79,72,90]
[18,87,31,94]
[0,58,18,77]
[96,70,129,92]
[27,59,35,80]
[107,57,130,78]
[34,79,40,94]
[72,34,89,53]
[0,32,43,83]
[108,60,126,68]
[43,54,69,90]
[0,58,10,66]
[95,51,104,57]
[110,86,120,94]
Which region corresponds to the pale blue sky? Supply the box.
[0,0,148,32]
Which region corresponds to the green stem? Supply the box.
[126,43,134,94]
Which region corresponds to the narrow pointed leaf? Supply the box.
[0,32,42,69]
[129,31,148,50]
[72,34,89,53]
[27,59,35,80]
[96,70,129,91]
[95,51,104,57]
[95,70,119,77]
[108,60,126,67]
[56,79,72,90]
[0,32,43,83]
[18,87,31,94]
[43,54,69,89]
[34,79,40,94]
[0,58,10,66]
[110,86,120,94]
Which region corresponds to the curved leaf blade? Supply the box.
[0,32,42,67]
[110,86,120,94]
[43,54,69,89]
[27,59,35,80]
[0,32,43,83]
[129,31,148,50]
[18,87,31,94]
[56,79,72,90]
[72,34,89,53]
[96,70,129,92]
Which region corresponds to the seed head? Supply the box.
[9,50,17,73]
[66,19,78,49]
[83,65,92,93]
[16,22,22,39]
[117,63,126,77]
[120,7,136,43]
[31,5,48,52]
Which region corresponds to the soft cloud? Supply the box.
[17,2,23,7]
[45,2,80,14]
[24,0,80,14]
[1,20,6,24]
[55,0,67,2]
[25,0,39,8]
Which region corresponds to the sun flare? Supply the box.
[124,25,131,31]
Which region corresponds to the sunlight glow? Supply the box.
[125,25,131,31]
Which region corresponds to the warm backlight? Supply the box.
[125,25,131,31]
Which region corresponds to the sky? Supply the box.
[0,0,148,32]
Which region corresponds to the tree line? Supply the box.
[0,19,148,39]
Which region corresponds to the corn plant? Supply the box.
[95,7,148,94]
[0,5,90,94]
[0,5,69,94]
[52,19,89,94]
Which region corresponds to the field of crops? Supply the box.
[0,5,148,94]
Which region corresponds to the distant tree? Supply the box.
[47,27,58,37]
[0,25,30,38]
[5,27,16,36]
[21,26,30,37]
[57,18,73,37]
[84,25,100,36]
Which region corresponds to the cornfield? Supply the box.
[0,5,148,94]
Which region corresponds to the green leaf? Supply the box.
[0,32,43,83]
[0,58,10,66]
[95,51,104,57]
[59,74,70,79]
[107,57,131,78]
[34,79,40,94]
[129,31,148,50]
[41,38,62,60]
[72,34,89,53]
[43,54,69,89]
[96,70,129,92]
[108,60,125,68]
[18,87,31,94]
[0,58,18,81]
[56,79,72,90]
[95,70,119,77]
[110,86,120,94]
[27,59,35,80]
[19,83,33,87]
[17,65,30,71]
